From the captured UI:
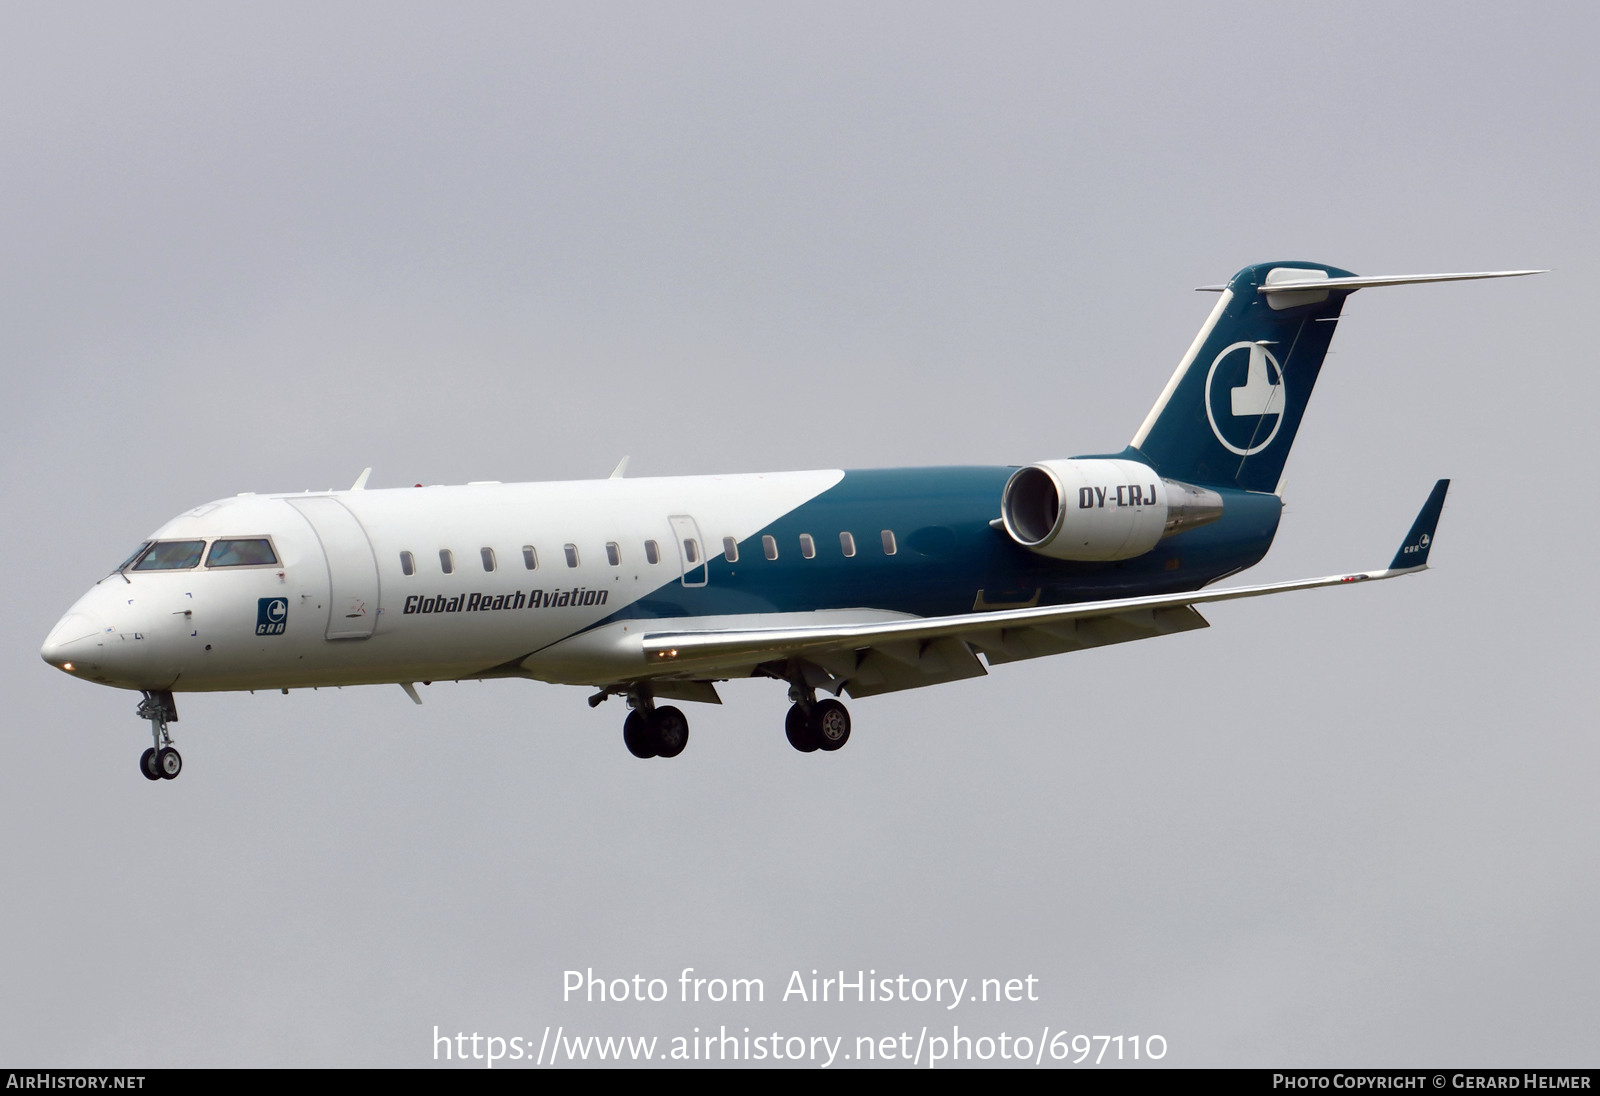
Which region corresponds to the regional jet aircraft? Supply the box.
[41,262,1539,779]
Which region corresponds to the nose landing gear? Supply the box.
[136,690,181,781]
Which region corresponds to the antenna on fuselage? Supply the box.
[350,468,372,491]
[609,456,630,479]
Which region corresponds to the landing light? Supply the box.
[62,662,74,671]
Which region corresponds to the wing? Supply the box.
[635,480,1451,699]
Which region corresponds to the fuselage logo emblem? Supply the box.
[1205,341,1287,456]
[257,597,288,636]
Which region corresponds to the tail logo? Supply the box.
[1205,341,1287,456]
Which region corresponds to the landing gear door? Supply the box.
[668,514,708,588]
[285,497,382,639]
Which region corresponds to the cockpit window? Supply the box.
[205,539,279,567]
[131,540,205,570]
[117,542,152,571]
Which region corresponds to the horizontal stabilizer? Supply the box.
[1388,479,1450,572]
[1258,269,1545,294]
[1195,269,1545,293]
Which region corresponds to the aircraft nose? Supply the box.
[41,610,108,672]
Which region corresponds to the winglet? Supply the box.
[1388,479,1450,571]
[609,456,630,479]
[350,467,372,491]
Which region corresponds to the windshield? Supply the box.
[130,540,206,571]
[205,539,278,567]
[116,542,152,571]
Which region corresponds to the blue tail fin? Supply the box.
[1129,261,1356,493]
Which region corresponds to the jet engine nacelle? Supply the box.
[999,458,1223,561]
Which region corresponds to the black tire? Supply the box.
[652,706,689,759]
[623,710,658,758]
[812,699,851,752]
[785,703,819,752]
[140,748,162,781]
[157,747,183,779]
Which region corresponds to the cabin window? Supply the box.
[606,542,621,566]
[131,540,205,571]
[564,544,580,568]
[839,531,856,557]
[205,538,278,567]
[439,549,455,574]
[722,536,738,563]
[683,539,700,564]
[799,533,815,559]
[481,547,496,572]
[881,529,897,556]
[400,551,415,576]
[762,534,778,560]
[522,545,538,570]
[644,540,660,565]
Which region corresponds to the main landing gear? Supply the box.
[784,684,852,755]
[621,694,690,760]
[136,690,182,781]
[598,679,853,758]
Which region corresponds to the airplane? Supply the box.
[40,261,1540,780]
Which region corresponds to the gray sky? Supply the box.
[4,1,1595,1068]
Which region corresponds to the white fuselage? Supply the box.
[42,471,860,694]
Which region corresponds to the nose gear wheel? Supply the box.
[135,690,182,782]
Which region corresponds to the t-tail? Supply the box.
[1126,262,1542,494]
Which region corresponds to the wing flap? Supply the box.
[846,637,987,698]
[972,605,1209,666]
[641,565,1404,669]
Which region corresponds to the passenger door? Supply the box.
[285,497,382,639]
